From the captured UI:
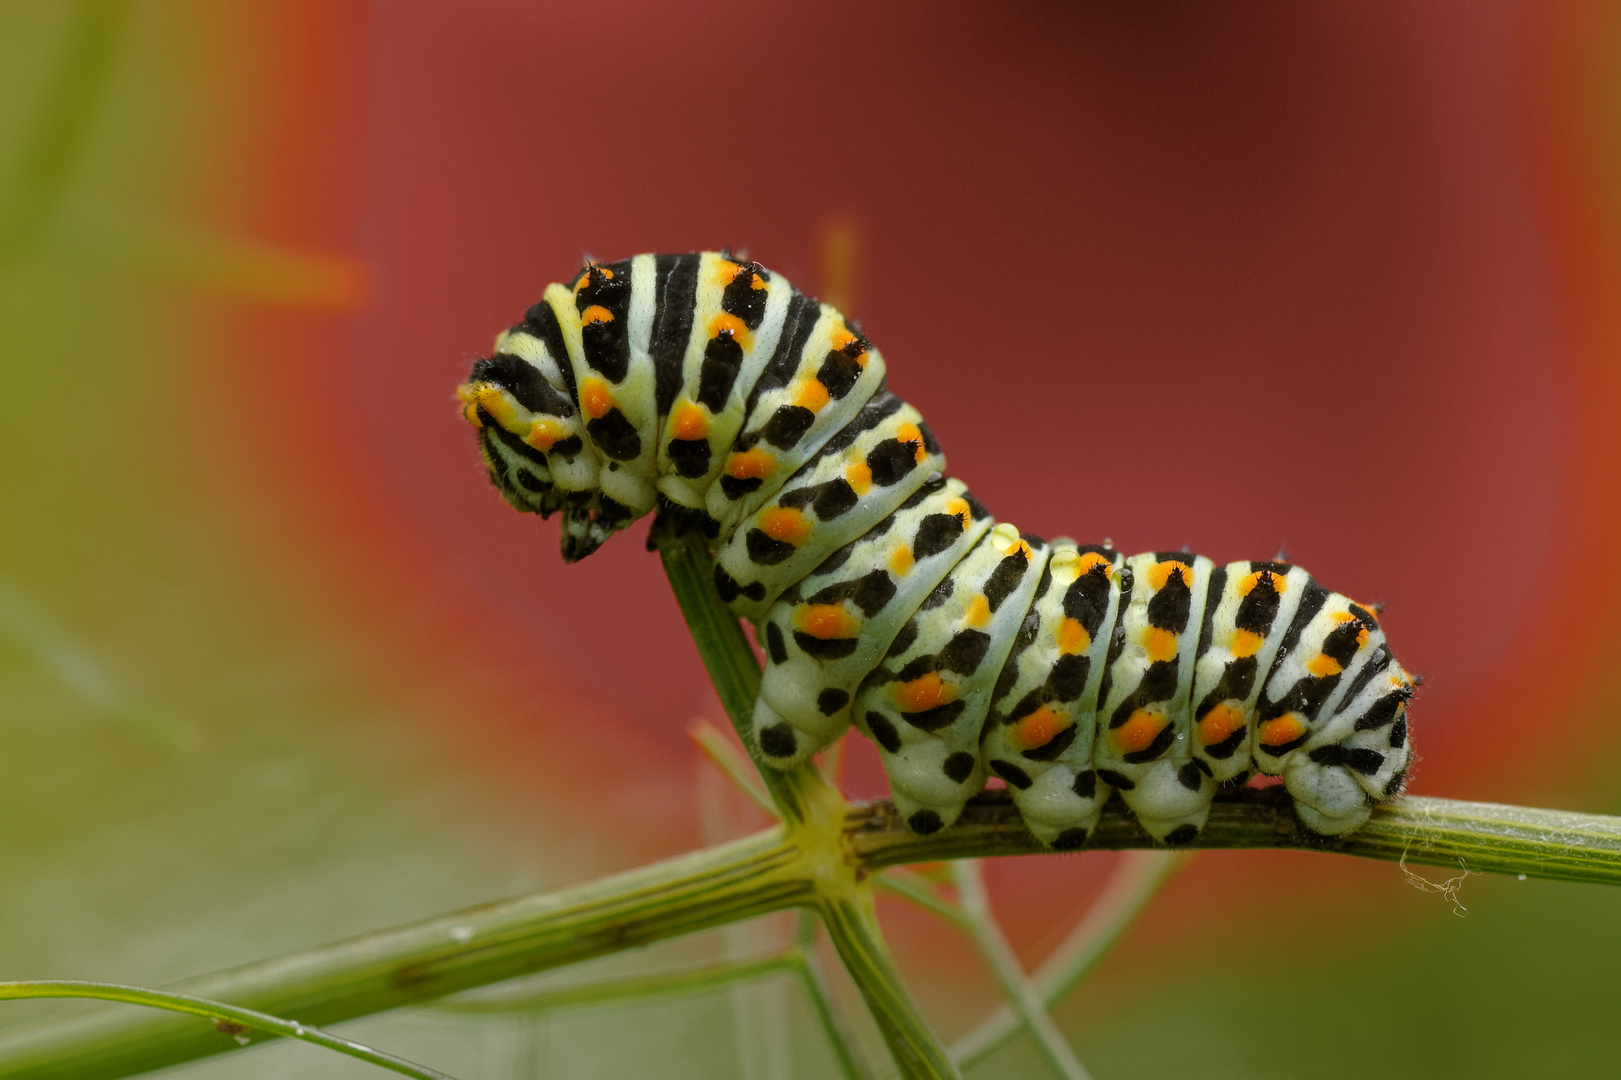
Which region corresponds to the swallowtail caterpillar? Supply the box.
[458,252,1414,847]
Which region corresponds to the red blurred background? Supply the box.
[126,0,1621,1045]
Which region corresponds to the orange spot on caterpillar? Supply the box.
[1305,653,1343,678]
[1144,627,1178,663]
[845,462,872,494]
[1197,702,1245,746]
[896,422,926,462]
[708,312,754,350]
[1229,629,1263,658]
[998,535,1037,557]
[1325,612,1370,650]
[796,603,858,639]
[795,379,830,411]
[829,321,868,363]
[581,378,613,420]
[1011,707,1064,752]
[1075,551,1112,575]
[826,324,870,365]
[1322,612,1374,648]
[944,497,971,525]
[1258,712,1308,750]
[759,507,811,544]
[895,672,954,713]
[580,304,614,326]
[1113,709,1165,754]
[1056,617,1091,655]
[670,402,710,441]
[525,418,565,451]
[826,322,869,365]
[749,272,767,290]
[726,448,776,479]
[1147,560,1191,591]
[1238,569,1284,597]
[964,594,991,628]
[572,266,613,293]
[889,546,914,575]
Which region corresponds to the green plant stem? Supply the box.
[876,869,966,926]
[791,913,877,1080]
[658,524,960,1079]
[847,789,1621,886]
[0,982,454,1080]
[430,913,875,1080]
[9,530,1621,1080]
[0,828,811,1080]
[817,892,961,1080]
[951,851,1189,1068]
[1,792,1614,1080]
[657,526,815,822]
[950,863,1092,1080]
[424,956,799,1015]
[690,716,778,817]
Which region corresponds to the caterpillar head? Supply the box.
[458,352,625,563]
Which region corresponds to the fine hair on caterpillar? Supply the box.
[458,251,1415,846]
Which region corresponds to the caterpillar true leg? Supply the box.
[460,251,1415,845]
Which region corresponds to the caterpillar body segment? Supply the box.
[552,258,663,513]
[1187,562,1311,786]
[460,251,1415,845]
[979,542,1122,849]
[706,296,889,536]
[713,393,946,622]
[854,522,1050,835]
[1087,552,1219,841]
[750,476,991,768]
[654,252,796,510]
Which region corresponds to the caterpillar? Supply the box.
[457,251,1414,847]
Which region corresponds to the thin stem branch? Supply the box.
[1031,852,1192,1000]
[690,716,778,817]
[818,893,962,1080]
[792,913,877,1080]
[875,870,966,927]
[424,956,798,1015]
[0,828,811,1080]
[0,982,454,1080]
[949,864,1092,1080]
[1,792,1615,1080]
[432,912,876,1080]
[951,851,1189,1068]
[3,791,1616,1080]
[658,522,959,1079]
[847,789,1621,886]
[656,526,821,823]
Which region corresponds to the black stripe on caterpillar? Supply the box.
[458,251,1414,845]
